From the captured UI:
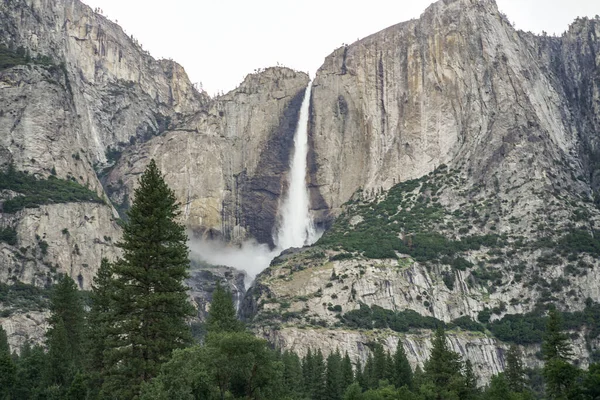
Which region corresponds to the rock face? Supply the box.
[106,68,309,247]
[243,0,600,384]
[3,0,600,385]
[308,0,599,221]
[0,0,309,279]
[0,0,308,348]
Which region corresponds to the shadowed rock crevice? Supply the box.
[240,88,307,248]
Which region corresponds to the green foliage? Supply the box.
[0,226,17,245]
[341,303,444,332]
[326,350,344,400]
[206,282,244,335]
[0,45,54,71]
[0,45,30,70]
[84,258,113,395]
[488,312,547,344]
[543,308,573,362]
[451,316,485,332]
[557,229,600,257]
[317,172,506,261]
[0,166,102,213]
[422,327,469,399]
[488,301,600,345]
[44,275,86,395]
[392,339,413,389]
[505,345,526,393]
[139,345,215,400]
[0,332,17,399]
[100,159,194,398]
[13,343,47,399]
[0,281,50,317]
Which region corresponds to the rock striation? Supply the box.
[245,0,600,383]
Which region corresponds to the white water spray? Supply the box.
[275,82,319,249]
[189,81,319,285]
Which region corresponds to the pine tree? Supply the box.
[206,281,243,335]
[303,349,315,398]
[313,350,328,400]
[45,318,71,389]
[542,308,573,362]
[0,326,9,355]
[372,344,387,385]
[14,343,46,399]
[392,339,413,389]
[505,344,526,393]
[355,359,365,390]
[102,159,194,398]
[325,350,343,400]
[542,307,580,400]
[44,274,86,393]
[282,350,303,397]
[48,274,85,368]
[0,326,16,399]
[463,360,479,399]
[423,327,465,397]
[85,258,113,394]
[341,352,354,392]
[363,352,376,389]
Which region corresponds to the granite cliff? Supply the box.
[2,0,600,385]
[243,0,600,383]
[0,0,306,348]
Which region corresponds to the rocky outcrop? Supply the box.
[0,0,207,289]
[245,0,600,383]
[308,0,597,220]
[106,68,309,247]
[0,202,121,289]
[0,0,308,348]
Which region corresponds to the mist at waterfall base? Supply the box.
[187,82,321,285]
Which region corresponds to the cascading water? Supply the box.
[189,80,320,289]
[275,82,319,250]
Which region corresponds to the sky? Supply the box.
[82,0,600,96]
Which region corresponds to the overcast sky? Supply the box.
[82,0,600,96]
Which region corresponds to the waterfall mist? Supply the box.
[275,82,320,249]
[188,81,320,284]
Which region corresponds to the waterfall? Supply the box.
[189,80,319,286]
[275,82,319,250]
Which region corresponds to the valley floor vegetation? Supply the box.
[1,161,599,399]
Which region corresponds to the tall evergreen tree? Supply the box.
[0,326,9,356]
[463,360,479,399]
[85,258,113,394]
[422,327,465,397]
[45,318,72,389]
[542,308,573,362]
[102,159,194,398]
[14,343,46,400]
[505,344,526,393]
[392,339,413,389]
[325,350,343,400]
[44,274,86,394]
[372,344,387,385]
[355,359,365,391]
[0,326,16,399]
[341,352,355,392]
[48,274,85,369]
[303,349,315,398]
[312,350,328,400]
[206,282,243,335]
[542,308,580,400]
[282,350,304,397]
[363,352,376,389]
